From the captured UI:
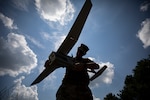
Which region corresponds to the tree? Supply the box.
[104,93,119,100]
[104,55,150,100]
[119,56,150,100]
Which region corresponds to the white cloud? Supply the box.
[0,12,18,29]
[35,0,75,26]
[12,0,31,11]
[140,2,150,12]
[25,34,45,49]
[137,18,150,48]
[93,95,101,100]
[40,32,51,40]
[0,33,37,77]
[40,32,66,50]
[89,59,114,88]
[10,76,39,100]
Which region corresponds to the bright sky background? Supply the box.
[0,0,150,100]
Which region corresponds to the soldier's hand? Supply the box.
[73,63,85,71]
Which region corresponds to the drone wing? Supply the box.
[57,0,92,55]
[31,65,58,86]
[30,0,92,86]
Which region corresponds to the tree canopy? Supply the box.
[104,56,150,100]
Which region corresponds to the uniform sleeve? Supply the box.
[84,58,99,69]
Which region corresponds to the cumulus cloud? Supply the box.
[35,0,75,26]
[10,76,39,100]
[40,32,66,50]
[140,2,150,12]
[0,33,37,77]
[0,12,18,29]
[137,18,150,48]
[89,59,114,88]
[93,95,101,100]
[12,0,31,11]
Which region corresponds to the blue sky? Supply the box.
[0,0,150,100]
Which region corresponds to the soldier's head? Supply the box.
[76,44,89,57]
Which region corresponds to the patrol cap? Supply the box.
[78,44,89,55]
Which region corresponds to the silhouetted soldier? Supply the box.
[56,44,99,100]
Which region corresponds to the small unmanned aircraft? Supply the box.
[31,0,107,86]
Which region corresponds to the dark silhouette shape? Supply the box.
[56,44,99,100]
[104,55,150,100]
[31,0,108,99]
[31,0,92,86]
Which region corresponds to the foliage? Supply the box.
[104,93,119,100]
[103,56,150,100]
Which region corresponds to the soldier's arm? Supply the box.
[85,59,99,69]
